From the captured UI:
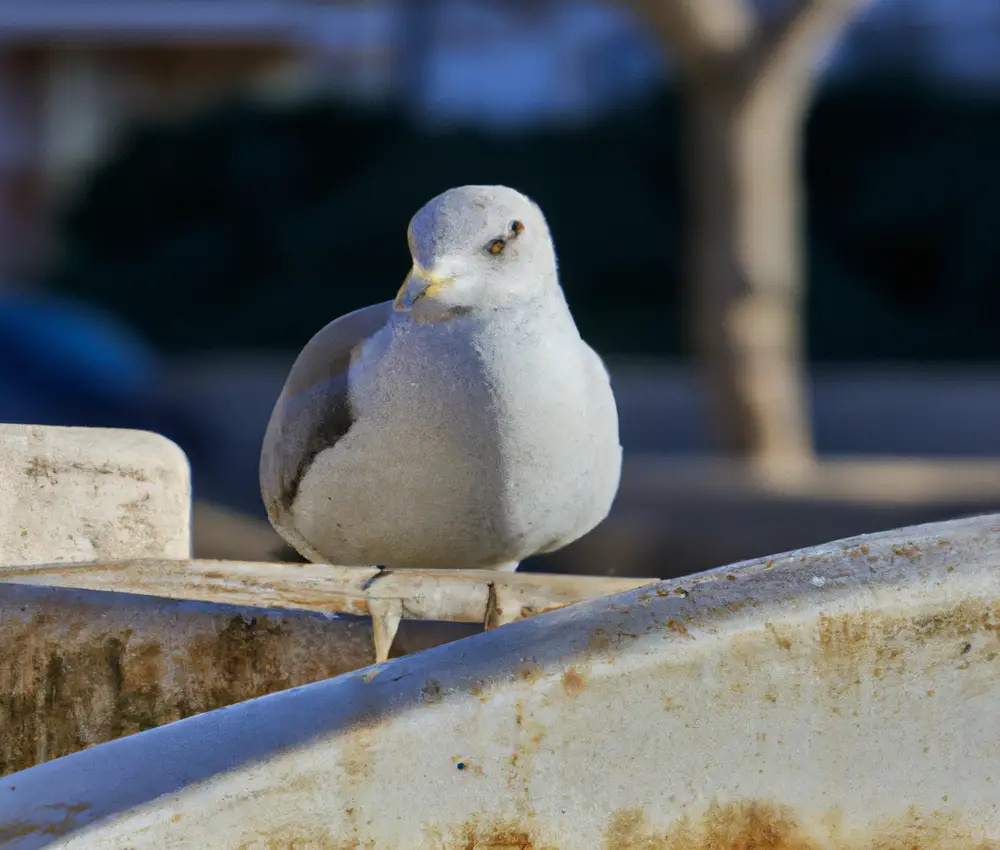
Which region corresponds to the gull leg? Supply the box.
[368,597,403,664]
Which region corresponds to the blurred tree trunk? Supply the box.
[631,0,867,472]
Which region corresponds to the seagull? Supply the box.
[260,185,621,654]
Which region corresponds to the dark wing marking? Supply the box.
[279,357,354,513]
[260,301,393,518]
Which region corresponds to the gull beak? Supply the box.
[394,264,453,311]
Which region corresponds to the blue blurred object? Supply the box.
[0,291,206,466]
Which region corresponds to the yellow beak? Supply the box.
[393,264,453,311]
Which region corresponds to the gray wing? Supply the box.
[259,301,393,523]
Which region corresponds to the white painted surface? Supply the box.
[0,424,190,566]
[1,514,998,847]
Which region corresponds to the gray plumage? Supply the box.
[260,185,621,571]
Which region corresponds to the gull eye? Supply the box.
[487,238,506,255]
[510,220,525,236]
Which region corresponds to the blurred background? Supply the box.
[2,0,1000,578]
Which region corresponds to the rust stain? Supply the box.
[518,664,544,685]
[602,800,1000,849]
[816,598,1000,682]
[661,695,682,712]
[605,802,807,849]
[665,619,692,639]
[520,603,570,620]
[891,544,922,561]
[562,667,585,695]
[234,827,367,849]
[341,727,374,781]
[719,598,758,617]
[765,623,793,651]
[228,773,369,848]
[457,821,546,849]
[0,598,374,776]
[451,756,484,777]
[507,697,548,785]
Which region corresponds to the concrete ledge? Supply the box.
[0,425,191,566]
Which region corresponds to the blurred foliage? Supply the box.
[47,75,1000,361]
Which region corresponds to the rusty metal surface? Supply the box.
[3,514,1000,848]
[0,583,374,778]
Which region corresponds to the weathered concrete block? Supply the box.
[0,425,190,566]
